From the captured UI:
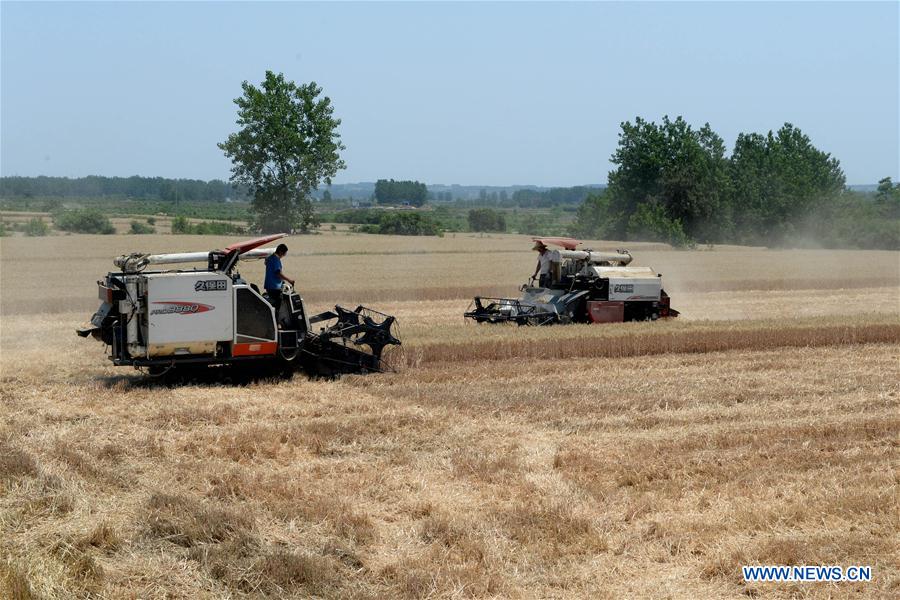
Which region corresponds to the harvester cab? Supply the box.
[465,237,679,325]
[77,234,400,377]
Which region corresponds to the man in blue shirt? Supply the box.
[264,243,295,314]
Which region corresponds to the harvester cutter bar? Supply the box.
[464,296,559,326]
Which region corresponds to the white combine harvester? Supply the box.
[465,237,678,325]
[77,234,400,376]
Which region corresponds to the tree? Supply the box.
[171,216,191,234]
[730,123,845,242]
[219,71,345,233]
[129,220,155,234]
[53,209,115,234]
[372,212,441,236]
[626,201,693,248]
[875,177,900,207]
[876,177,895,199]
[606,116,730,243]
[467,208,506,232]
[569,191,611,239]
[374,179,428,206]
[25,217,49,236]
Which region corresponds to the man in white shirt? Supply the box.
[532,241,552,287]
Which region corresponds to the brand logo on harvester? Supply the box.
[195,279,227,292]
[150,302,214,315]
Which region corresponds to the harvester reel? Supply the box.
[355,315,399,358]
[315,305,402,371]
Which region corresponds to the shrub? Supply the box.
[347,213,441,235]
[790,193,900,250]
[130,220,155,234]
[468,208,506,232]
[24,217,49,236]
[171,215,245,235]
[192,221,245,235]
[350,224,380,234]
[171,215,191,234]
[518,213,543,235]
[375,212,442,236]
[53,209,115,234]
[40,198,63,212]
[146,216,156,225]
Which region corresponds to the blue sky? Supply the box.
[2,1,897,186]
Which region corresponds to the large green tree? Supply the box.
[606,116,731,243]
[730,123,845,241]
[219,71,345,233]
[570,116,890,249]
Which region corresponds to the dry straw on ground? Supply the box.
[1,232,898,598]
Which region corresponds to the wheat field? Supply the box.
[1,233,898,599]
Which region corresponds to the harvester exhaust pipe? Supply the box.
[558,249,633,265]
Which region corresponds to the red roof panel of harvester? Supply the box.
[532,237,581,250]
[224,233,288,255]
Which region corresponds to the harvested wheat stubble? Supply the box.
[1,232,899,598]
[3,234,899,313]
[2,335,898,598]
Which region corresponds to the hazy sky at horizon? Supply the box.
[2,1,897,186]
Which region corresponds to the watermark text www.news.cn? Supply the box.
[742,565,872,582]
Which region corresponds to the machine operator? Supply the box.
[532,241,552,287]
[264,243,295,314]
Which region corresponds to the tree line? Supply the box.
[570,117,899,249]
[7,67,896,248]
[0,175,249,203]
[437,186,598,208]
[374,179,428,206]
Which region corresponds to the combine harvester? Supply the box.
[465,237,678,325]
[77,234,400,377]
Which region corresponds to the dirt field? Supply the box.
[1,233,898,599]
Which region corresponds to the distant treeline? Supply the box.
[0,175,249,203]
[507,186,597,208]
[319,205,574,237]
[316,182,604,203]
[374,179,428,206]
[0,175,594,209]
[426,185,599,208]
